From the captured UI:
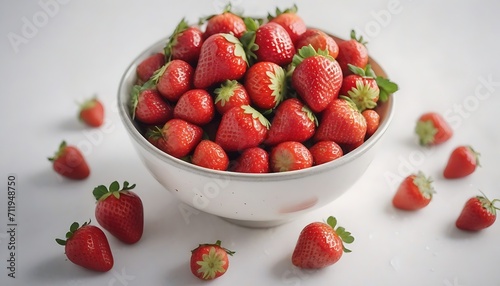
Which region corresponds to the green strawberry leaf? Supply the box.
[93,181,136,201]
[164,18,189,61]
[242,105,270,129]
[221,33,248,66]
[375,76,399,102]
[267,4,298,20]
[326,216,354,253]
[292,45,332,67]
[350,29,367,46]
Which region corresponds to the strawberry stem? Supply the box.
[93,181,136,201]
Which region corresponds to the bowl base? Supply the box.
[221,217,293,228]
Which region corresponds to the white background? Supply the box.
[1,0,500,285]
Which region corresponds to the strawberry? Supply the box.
[145,126,169,151]
[215,105,270,152]
[231,147,270,173]
[193,33,247,89]
[164,18,203,66]
[264,98,317,146]
[78,96,104,127]
[201,4,246,39]
[136,52,165,83]
[309,141,344,165]
[339,64,379,111]
[292,216,354,269]
[270,141,313,172]
[314,97,367,145]
[335,30,369,76]
[267,4,307,45]
[443,145,481,179]
[131,85,173,125]
[362,109,380,139]
[213,80,251,115]
[191,140,229,171]
[173,89,215,126]
[160,118,203,158]
[151,59,194,102]
[415,112,453,146]
[295,28,339,59]
[56,221,113,272]
[392,171,435,210]
[48,141,90,180]
[190,240,235,280]
[244,61,287,110]
[93,181,143,244]
[291,45,343,113]
[456,195,499,231]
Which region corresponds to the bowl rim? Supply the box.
[117,35,396,182]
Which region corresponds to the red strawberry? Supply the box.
[244,61,287,110]
[456,195,499,231]
[292,216,354,269]
[268,4,307,45]
[335,30,369,76]
[213,80,251,115]
[48,141,90,180]
[145,126,169,151]
[362,109,380,139]
[295,28,339,59]
[443,145,480,179]
[78,96,104,127]
[215,105,270,152]
[93,181,143,244]
[191,140,229,171]
[152,59,194,102]
[131,86,173,125]
[231,147,270,173]
[314,97,367,145]
[339,64,379,111]
[202,4,246,39]
[190,240,235,280]
[309,141,344,165]
[243,20,296,66]
[291,45,343,113]
[193,33,247,89]
[56,221,113,272]
[136,53,165,83]
[160,118,203,158]
[270,141,313,172]
[392,171,435,210]
[265,98,317,146]
[164,18,203,66]
[415,112,453,146]
[173,89,215,126]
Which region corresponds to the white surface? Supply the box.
[1,0,499,285]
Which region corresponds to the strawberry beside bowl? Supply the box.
[117,35,395,228]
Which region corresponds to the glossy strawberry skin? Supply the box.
[215,105,269,152]
[136,53,165,83]
[314,98,367,145]
[174,89,214,126]
[79,97,104,127]
[392,172,435,211]
[244,61,286,110]
[292,54,343,113]
[295,28,339,59]
[265,98,316,146]
[309,141,344,166]
[443,146,480,179]
[269,11,306,45]
[161,118,203,158]
[415,112,453,146]
[214,80,251,115]
[254,22,296,66]
[194,33,247,89]
[270,141,313,172]
[456,196,497,231]
[171,26,204,66]
[95,191,144,244]
[133,89,173,126]
[191,140,229,171]
[291,221,343,269]
[59,223,114,272]
[362,109,380,139]
[49,141,90,180]
[156,59,194,102]
[232,147,270,173]
[203,12,247,39]
[336,38,369,76]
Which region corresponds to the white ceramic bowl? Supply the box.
[118,35,395,228]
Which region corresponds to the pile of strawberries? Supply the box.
[130,4,399,173]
